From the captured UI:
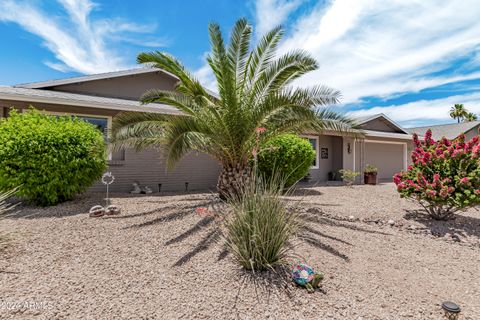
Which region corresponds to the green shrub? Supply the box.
[257,134,315,186]
[225,174,299,271]
[0,109,107,206]
[339,169,360,186]
[364,164,378,173]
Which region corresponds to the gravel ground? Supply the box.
[1,183,479,319]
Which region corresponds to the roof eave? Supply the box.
[0,90,182,115]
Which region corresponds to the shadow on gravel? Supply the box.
[123,209,193,229]
[172,229,221,267]
[4,197,97,219]
[298,207,393,261]
[231,265,295,310]
[404,209,480,240]
[165,216,215,245]
[289,188,324,196]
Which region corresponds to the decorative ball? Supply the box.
[292,263,315,286]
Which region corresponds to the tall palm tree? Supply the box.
[463,112,478,122]
[112,18,355,199]
[449,104,467,123]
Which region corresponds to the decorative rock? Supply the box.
[387,219,395,226]
[451,233,461,242]
[348,215,355,220]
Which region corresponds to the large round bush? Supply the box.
[257,134,315,186]
[0,109,107,206]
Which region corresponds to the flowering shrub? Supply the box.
[394,129,480,220]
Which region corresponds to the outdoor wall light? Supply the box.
[185,182,189,191]
[158,183,162,193]
[442,301,461,320]
[347,143,351,154]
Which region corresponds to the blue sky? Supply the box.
[1,0,480,127]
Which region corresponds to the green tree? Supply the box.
[112,18,355,198]
[463,112,478,122]
[449,104,467,123]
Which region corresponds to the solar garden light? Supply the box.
[442,301,461,320]
[102,172,114,206]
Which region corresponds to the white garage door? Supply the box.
[364,142,405,181]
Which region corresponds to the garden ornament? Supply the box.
[89,172,120,217]
[291,263,324,293]
[442,301,461,320]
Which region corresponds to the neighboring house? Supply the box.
[408,121,480,141]
[0,68,412,192]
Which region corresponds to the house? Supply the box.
[0,68,413,192]
[408,121,480,141]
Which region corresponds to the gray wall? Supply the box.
[48,71,178,100]
[360,117,403,133]
[90,148,221,193]
[308,135,342,181]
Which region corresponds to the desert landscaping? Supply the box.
[1,183,479,320]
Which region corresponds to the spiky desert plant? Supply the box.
[112,18,355,199]
[224,172,299,271]
[0,188,17,248]
[0,189,16,217]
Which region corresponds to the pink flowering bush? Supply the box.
[394,129,480,220]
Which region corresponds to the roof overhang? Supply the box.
[0,86,182,115]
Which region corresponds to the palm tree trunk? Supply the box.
[217,164,252,200]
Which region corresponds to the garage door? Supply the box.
[364,142,404,181]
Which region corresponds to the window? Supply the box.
[304,136,319,169]
[77,116,109,136]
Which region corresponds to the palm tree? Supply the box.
[112,18,355,199]
[449,104,467,123]
[463,112,478,122]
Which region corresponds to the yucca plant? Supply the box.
[0,189,16,217]
[112,18,355,199]
[224,173,299,271]
[1,189,17,248]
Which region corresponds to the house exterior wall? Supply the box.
[359,118,402,133]
[47,72,178,100]
[465,126,480,141]
[306,135,343,181]
[89,148,221,193]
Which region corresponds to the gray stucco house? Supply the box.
[0,68,413,192]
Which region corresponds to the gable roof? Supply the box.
[355,113,409,134]
[0,86,181,114]
[408,121,480,140]
[15,67,179,89]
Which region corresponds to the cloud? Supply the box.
[348,92,480,127]
[0,0,163,74]
[254,0,303,36]
[271,0,480,104]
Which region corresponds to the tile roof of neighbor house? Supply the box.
[408,121,480,140]
[15,67,179,89]
[0,86,182,114]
